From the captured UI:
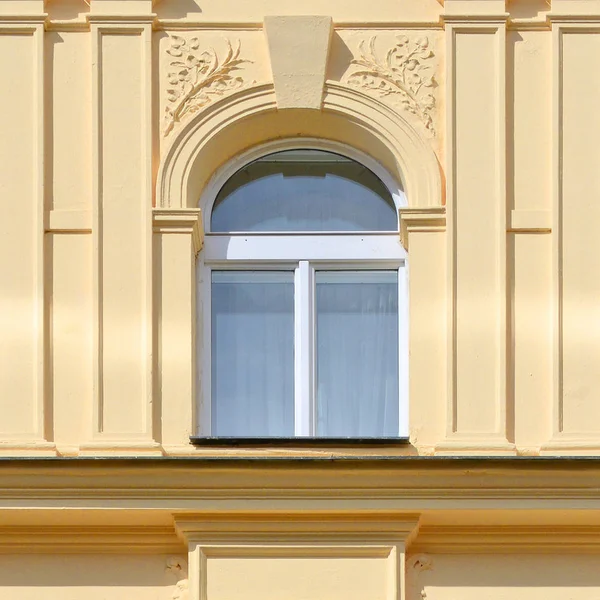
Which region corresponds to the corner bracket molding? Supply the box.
[399,206,446,249]
[153,208,203,254]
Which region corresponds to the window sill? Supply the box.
[189,437,410,447]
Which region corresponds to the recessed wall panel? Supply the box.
[453,31,502,434]
[206,553,394,600]
[52,234,92,449]
[560,32,600,435]
[510,30,552,449]
[47,31,91,211]
[98,31,147,435]
[0,32,39,437]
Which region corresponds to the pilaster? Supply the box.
[399,208,447,452]
[153,208,203,453]
[81,0,158,455]
[0,2,55,455]
[542,3,600,455]
[437,0,515,455]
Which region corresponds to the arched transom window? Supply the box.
[199,146,408,439]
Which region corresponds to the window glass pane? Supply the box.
[211,149,398,232]
[315,271,399,437]
[211,271,294,436]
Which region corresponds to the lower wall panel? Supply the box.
[0,554,174,600]
[560,32,600,437]
[0,552,600,600]
[0,31,39,438]
[51,234,93,452]
[407,554,600,600]
[207,555,391,600]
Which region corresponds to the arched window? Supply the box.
[199,145,408,439]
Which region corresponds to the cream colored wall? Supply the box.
[0,554,177,600]
[1,0,599,456]
[407,553,600,600]
[3,548,600,600]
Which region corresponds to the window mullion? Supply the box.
[294,260,315,436]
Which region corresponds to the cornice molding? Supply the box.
[87,13,157,25]
[175,512,421,544]
[442,13,509,25]
[411,525,600,554]
[3,521,600,555]
[548,14,600,23]
[0,13,47,22]
[45,18,89,31]
[0,525,183,554]
[3,459,600,509]
[399,206,446,249]
[153,208,203,254]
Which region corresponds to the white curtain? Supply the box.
[315,271,399,437]
[211,271,295,436]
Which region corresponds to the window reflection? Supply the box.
[211,149,398,232]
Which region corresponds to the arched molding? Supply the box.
[156,81,443,211]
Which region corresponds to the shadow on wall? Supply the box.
[155,0,203,21]
[327,32,355,82]
[509,0,550,20]
[46,0,89,21]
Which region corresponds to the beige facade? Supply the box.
[2,0,600,597]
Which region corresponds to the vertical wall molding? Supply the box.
[153,208,202,453]
[542,19,600,455]
[81,11,160,455]
[436,8,515,455]
[0,15,55,455]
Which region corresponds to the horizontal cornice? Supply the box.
[0,525,183,554]
[412,525,600,554]
[0,457,600,509]
[5,521,600,555]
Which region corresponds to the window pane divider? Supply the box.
[294,260,315,436]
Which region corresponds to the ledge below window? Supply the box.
[189,437,410,447]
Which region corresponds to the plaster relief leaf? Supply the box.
[344,35,437,134]
[163,36,252,136]
[411,554,433,600]
[166,557,189,600]
[172,578,189,600]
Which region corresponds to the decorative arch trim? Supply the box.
[156,81,443,211]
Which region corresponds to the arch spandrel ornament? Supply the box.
[157,81,443,208]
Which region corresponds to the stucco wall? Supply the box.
[0,0,598,456]
[2,551,600,600]
[0,554,175,600]
[407,553,600,600]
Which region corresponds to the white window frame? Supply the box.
[196,139,409,438]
